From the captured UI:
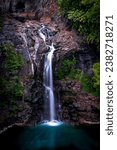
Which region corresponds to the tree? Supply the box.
[58,0,100,50]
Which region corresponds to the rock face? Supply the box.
[0,18,46,129]
[57,80,99,126]
[0,0,48,13]
[0,0,99,131]
[0,0,56,20]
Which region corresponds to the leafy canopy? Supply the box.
[58,0,100,50]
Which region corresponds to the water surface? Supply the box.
[0,123,99,150]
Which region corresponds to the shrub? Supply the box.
[57,59,77,80]
[58,0,100,50]
[79,72,93,93]
[0,44,23,73]
[79,63,100,96]
[57,58,100,96]
[0,44,24,105]
[92,62,100,95]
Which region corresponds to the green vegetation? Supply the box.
[80,72,99,96]
[57,58,100,96]
[1,44,23,72]
[92,62,100,93]
[0,44,24,106]
[58,0,100,96]
[58,0,100,50]
[57,58,81,80]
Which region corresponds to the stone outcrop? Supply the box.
[0,0,48,12]
[0,18,46,130]
[0,0,56,20]
[57,80,99,126]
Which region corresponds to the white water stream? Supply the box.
[39,25,56,122]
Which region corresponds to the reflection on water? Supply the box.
[0,123,100,150]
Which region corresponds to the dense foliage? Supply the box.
[57,58,100,96]
[58,0,100,96]
[92,62,100,92]
[57,58,80,80]
[0,44,24,106]
[58,0,100,50]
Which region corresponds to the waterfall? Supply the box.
[19,33,34,75]
[44,43,56,121]
[38,25,56,122]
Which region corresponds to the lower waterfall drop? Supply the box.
[39,25,58,124]
[43,43,56,121]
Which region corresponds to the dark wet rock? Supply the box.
[0,0,48,13]
[35,8,43,20]
[0,102,32,131]
[57,80,100,126]
[13,15,26,22]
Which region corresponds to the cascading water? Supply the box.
[38,25,57,124]
[44,43,56,121]
[20,33,34,75]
